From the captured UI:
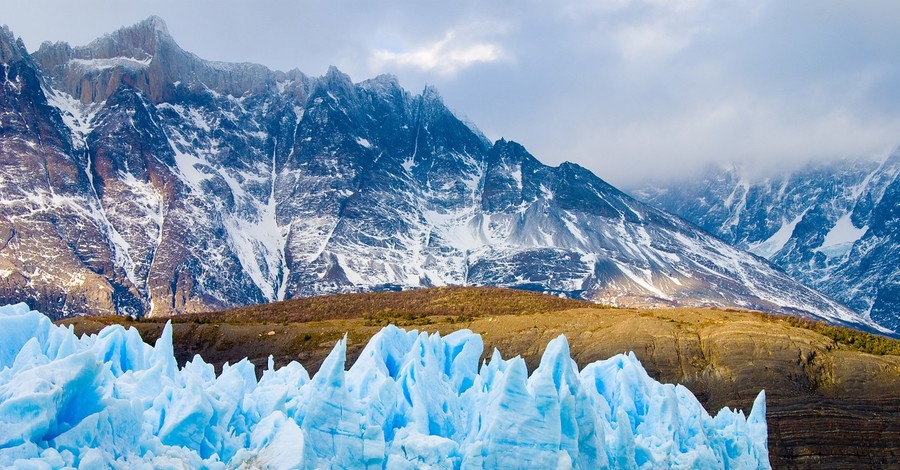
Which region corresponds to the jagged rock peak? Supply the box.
[137,15,170,35]
[320,65,354,90]
[33,40,73,68]
[421,84,443,102]
[0,25,28,63]
[323,65,350,82]
[314,65,357,103]
[417,84,452,118]
[491,138,529,157]
[33,16,176,65]
[360,73,402,94]
[487,138,543,171]
[32,16,279,104]
[370,73,400,86]
[81,15,177,61]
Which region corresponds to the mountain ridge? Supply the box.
[636,152,900,332]
[0,17,888,335]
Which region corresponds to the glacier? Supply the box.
[0,303,769,469]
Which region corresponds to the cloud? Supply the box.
[614,21,694,62]
[368,30,506,76]
[550,91,900,187]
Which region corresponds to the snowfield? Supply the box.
[0,303,769,469]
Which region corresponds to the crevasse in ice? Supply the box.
[0,303,769,469]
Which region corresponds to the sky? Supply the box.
[5,0,900,187]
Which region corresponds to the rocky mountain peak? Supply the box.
[0,25,28,63]
[84,15,175,60]
[418,84,451,115]
[139,15,170,36]
[359,73,403,98]
[490,137,522,156]
[316,65,356,100]
[31,41,72,71]
[421,84,442,101]
[32,16,277,104]
[323,65,350,83]
[368,73,400,88]
[488,138,544,170]
[32,15,176,70]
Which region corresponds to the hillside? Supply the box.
[61,287,900,469]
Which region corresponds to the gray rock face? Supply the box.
[636,154,900,333]
[33,16,282,104]
[0,18,887,334]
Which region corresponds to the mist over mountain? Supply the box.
[0,17,886,335]
[636,153,900,333]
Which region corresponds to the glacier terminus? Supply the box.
[0,303,768,469]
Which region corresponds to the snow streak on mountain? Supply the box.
[0,18,886,334]
[636,154,900,333]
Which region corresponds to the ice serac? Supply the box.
[0,304,769,469]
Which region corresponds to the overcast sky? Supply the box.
[5,1,900,187]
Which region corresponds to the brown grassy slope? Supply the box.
[59,287,900,469]
[188,286,597,323]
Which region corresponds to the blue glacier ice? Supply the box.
[0,303,769,468]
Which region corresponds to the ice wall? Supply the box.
[0,303,769,469]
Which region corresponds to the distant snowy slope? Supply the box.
[0,303,770,469]
[635,152,900,332]
[0,18,886,334]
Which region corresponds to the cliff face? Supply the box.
[32,16,277,104]
[0,24,129,317]
[543,309,900,468]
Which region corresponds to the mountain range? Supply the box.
[0,17,887,335]
[636,154,900,333]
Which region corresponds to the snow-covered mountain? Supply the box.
[0,18,886,334]
[635,153,900,333]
